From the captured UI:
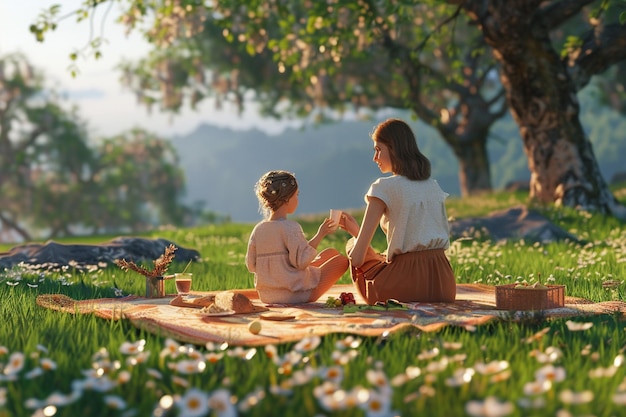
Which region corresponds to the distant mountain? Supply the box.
[169,100,626,222]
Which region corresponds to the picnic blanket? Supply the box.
[36,284,626,347]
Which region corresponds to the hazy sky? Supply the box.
[0,1,291,138]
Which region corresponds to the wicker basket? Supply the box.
[495,284,565,310]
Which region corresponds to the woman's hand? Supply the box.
[339,212,360,237]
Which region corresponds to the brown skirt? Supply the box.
[350,249,456,305]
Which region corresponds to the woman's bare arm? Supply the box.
[348,197,386,268]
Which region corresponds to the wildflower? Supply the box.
[614,354,624,367]
[205,352,225,364]
[159,395,175,411]
[331,348,358,365]
[445,368,474,387]
[172,376,190,388]
[517,396,547,409]
[565,320,593,331]
[417,347,440,360]
[558,389,594,404]
[314,381,341,399]
[290,365,317,386]
[443,341,463,350]
[613,392,626,405]
[448,353,468,363]
[359,388,397,417]
[160,338,182,359]
[176,388,210,417]
[391,366,422,387]
[524,327,551,343]
[418,384,437,398]
[475,360,509,375]
[531,346,563,363]
[45,391,81,407]
[40,358,57,371]
[424,357,449,373]
[280,350,303,366]
[317,388,349,412]
[117,370,132,384]
[277,361,293,377]
[175,359,206,374]
[523,379,552,396]
[344,386,370,408]
[264,345,279,362]
[588,365,617,378]
[366,369,390,392]
[120,340,146,355]
[319,365,344,384]
[91,347,110,362]
[489,369,511,383]
[294,336,321,353]
[4,352,25,375]
[24,367,43,379]
[238,387,265,413]
[126,351,151,366]
[465,396,514,417]
[147,368,163,379]
[269,380,293,396]
[104,395,127,410]
[208,389,236,417]
[81,375,117,392]
[227,347,257,361]
[335,335,362,350]
[536,364,566,383]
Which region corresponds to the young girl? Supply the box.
[245,170,349,304]
[340,118,457,304]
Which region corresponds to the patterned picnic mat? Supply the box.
[36,284,626,347]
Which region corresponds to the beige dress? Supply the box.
[350,176,456,304]
[246,219,321,304]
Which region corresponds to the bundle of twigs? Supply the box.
[114,244,177,278]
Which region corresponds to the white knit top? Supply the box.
[367,175,451,262]
[245,219,321,294]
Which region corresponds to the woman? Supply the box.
[340,118,456,304]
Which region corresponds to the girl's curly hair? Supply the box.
[255,170,298,219]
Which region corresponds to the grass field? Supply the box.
[1,189,626,417]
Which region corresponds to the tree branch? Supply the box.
[568,23,626,90]
[539,0,596,27]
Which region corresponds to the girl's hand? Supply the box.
[339,212,360,237]
[317,217,335,237]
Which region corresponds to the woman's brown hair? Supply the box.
[371,118,431,181]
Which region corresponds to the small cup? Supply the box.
[329,209,342,230]
[175,273,193,295]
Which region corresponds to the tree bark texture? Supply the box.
[462,0,626,219]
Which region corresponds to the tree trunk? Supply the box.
[451,138,492,197]
[464,1,626,219]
